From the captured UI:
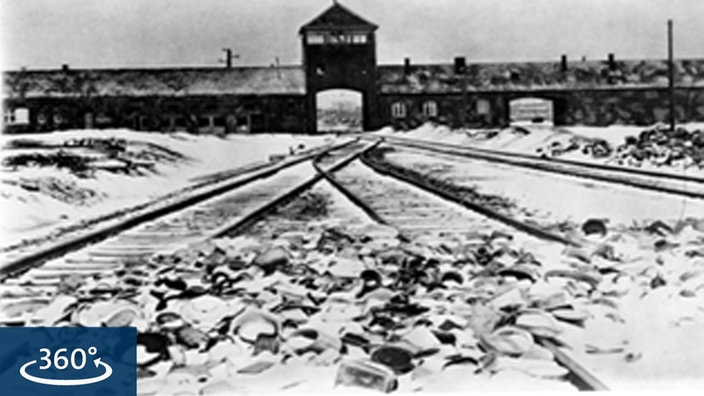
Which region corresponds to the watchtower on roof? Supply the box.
[300,1,378,33]
[300,1,380,132]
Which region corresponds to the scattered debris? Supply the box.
[582,218,608,237]
[2,126,704,392]
[2,177,103,205]
[533,125,704,170]
[6,213,702,392]
[2,137,188,177]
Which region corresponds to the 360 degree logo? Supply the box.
[19,346,113,386]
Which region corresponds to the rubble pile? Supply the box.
[2,216,704,393]
[2,137,189,177]
[535,125,704,169]
[535,136,612,159]
[2,176,103,205]
[2,150,93,174]
[611,126,704,168]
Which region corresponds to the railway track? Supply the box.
[373,134,704,200]
[0,141,377,288]
[312,148,607,391]
[0,139,363,280]
[0,136,609,391]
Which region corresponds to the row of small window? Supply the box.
[168,115,250,129]
[391,99,492,118]
[391,101,438,118]
[306,32,368,45]
[3,108,30,124]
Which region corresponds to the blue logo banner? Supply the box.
[0,327,136,396]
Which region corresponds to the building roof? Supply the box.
[2,66,306,99]
[299,2,377,32]
[4,58,704,100]
[377,58,704,94]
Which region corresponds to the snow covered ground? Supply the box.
[380,123,704,178]
[0,129,335,249]
[2,125,704,392]
[373,135,704,391]
[383,149,704,230]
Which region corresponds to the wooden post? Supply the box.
[221,49,239,69]
[223,48,232,69]
[668,20,675,132]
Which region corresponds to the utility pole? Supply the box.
[220,48,240,69]
[668,19,675,132]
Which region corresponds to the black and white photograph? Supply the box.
[1,0,704,394]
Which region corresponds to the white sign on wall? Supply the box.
[509,97,554,124]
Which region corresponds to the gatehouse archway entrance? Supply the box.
[316,89,363,133]
[300,2,379,133]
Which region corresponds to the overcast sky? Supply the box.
[1,0,702,70]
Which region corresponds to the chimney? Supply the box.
[608,53,616,70]
[62,64,70,72]
[404,57,411,75]
[560,54,568,72]
[454,57,467,74]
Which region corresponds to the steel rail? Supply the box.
[540,339,610,391]
[2,134,608,390]
[0,139,358,280]
[206,141,381,239]
[316,142,607,391]
[359,149,582,246]
[371,133,704,184]
[374,135,704,199]
[312,157,390,227]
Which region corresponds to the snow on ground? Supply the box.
[379,123,704,178]
[2,125,703,391]
[0,129,335,249]
[376,140,704,391]
[562,222,704,391]
[384,149,704,229]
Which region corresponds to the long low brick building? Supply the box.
[3,2,704,133]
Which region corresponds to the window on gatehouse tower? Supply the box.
[352,34,367,44]
[307,33,325,45]
[306,31,369,46]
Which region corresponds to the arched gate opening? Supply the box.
[315,89,363,133]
